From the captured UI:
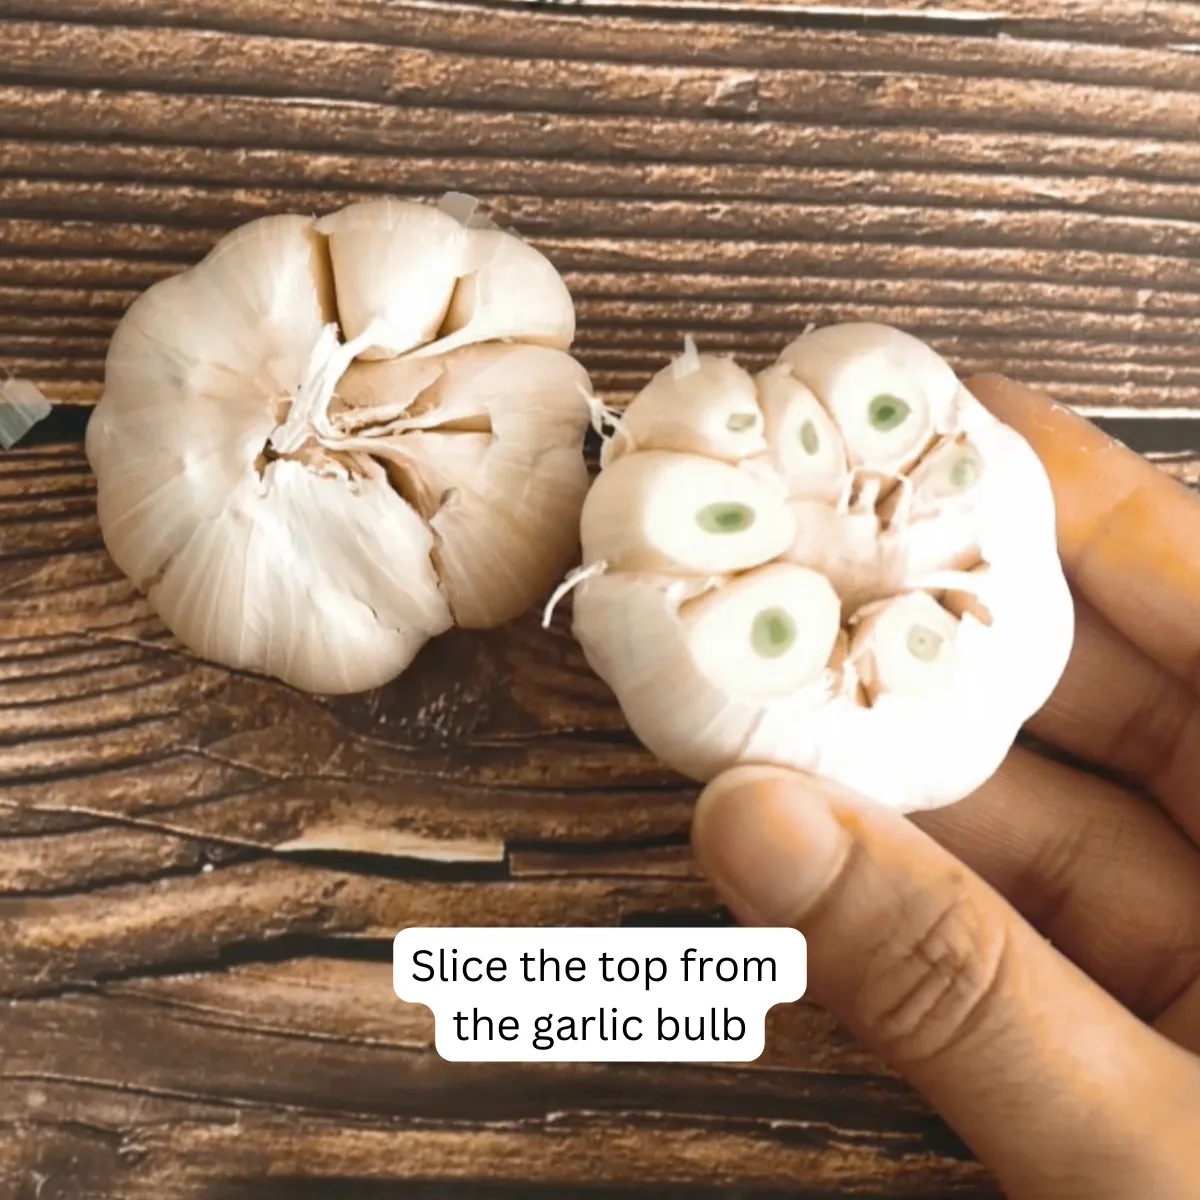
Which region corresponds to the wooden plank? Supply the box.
[0,1088,991,1200]
[1,1,1200,410]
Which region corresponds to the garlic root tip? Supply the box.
[542,560,609,629]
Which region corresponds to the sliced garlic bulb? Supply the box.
[87,196,593,694]
[566,322,1074,812]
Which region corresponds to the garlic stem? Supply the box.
[673,334,702,378]
[269,319,390,455]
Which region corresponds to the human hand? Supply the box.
[690,375,1200,1199]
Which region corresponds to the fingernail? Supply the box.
[692,766,852,927]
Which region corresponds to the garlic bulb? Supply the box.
[86,196,592,694]
[567,324,1074,812]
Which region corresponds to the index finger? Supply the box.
[966,373,1200,694]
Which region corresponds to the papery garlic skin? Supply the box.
[570,323,1074,813]
[87,198,591,694]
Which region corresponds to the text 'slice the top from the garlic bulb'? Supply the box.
[86,196,595,694]
[569,323,1074,814]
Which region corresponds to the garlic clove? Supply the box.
[149,461,452,695]
[616,351,767,462]
[315,198,463,361]
[679,562,842,701]
[90,213,336,591]
[103,214,335,413]
[848,590,960,705]
[755,362,848,502]
[778,323,960,475]
[579,449,796,575]
[902,436,985,515]
[336,343,593,628]
[875,437,987,582]
[572,572,768,780]
[331,357,448,431]
[409,226,575,358]
[87,401,273,592]
[423,443,588,627]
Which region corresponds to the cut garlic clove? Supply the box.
[779,323,959,475]
[617,352,767,461]
[316,198,463,360]
[755,363,847,502]
[572,572,768,780]
[679,563,841,701]
[411,226,575,358]
[849,591,960,705]
[876,437,988,581]
[899,436,985,518]
[580,449,796,575]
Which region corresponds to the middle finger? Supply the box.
[1022,597,1200,846]
[914,743,1200,1028]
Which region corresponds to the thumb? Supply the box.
[691,765,1199,1199]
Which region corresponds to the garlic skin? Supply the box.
[570,323,1074,813]
[87,198,592,694]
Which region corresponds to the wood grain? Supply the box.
[3,1,1199,1197]
[3,0,1200,410]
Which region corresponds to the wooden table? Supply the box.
[2,2,1198,1196]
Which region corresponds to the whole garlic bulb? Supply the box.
[568,324,1074,813]
[86,195,593,694]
